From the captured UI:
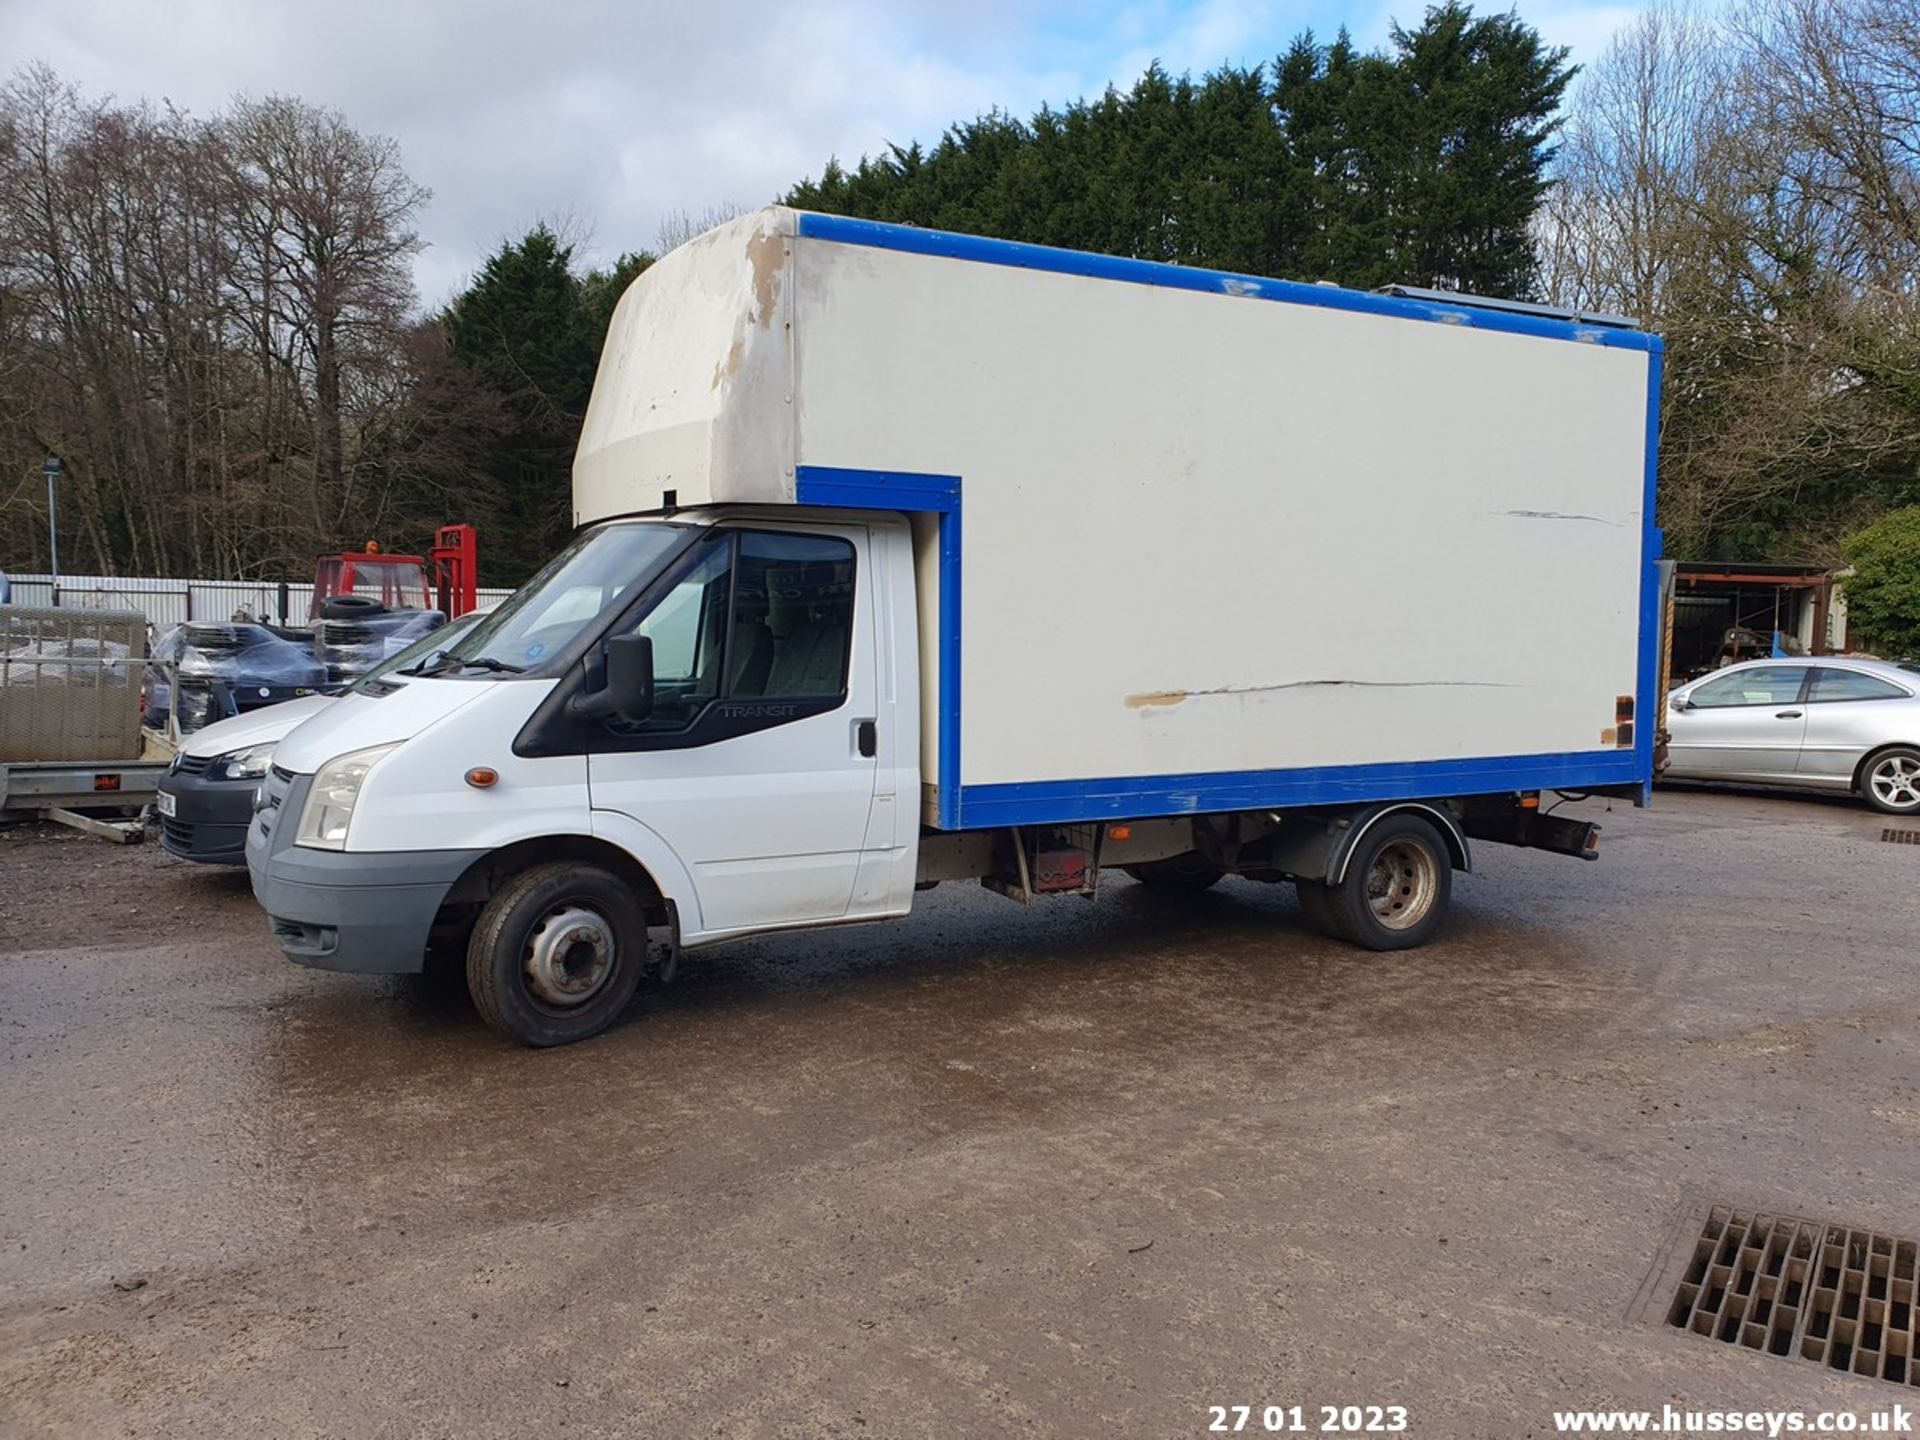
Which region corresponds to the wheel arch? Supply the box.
[440,833,670,925]
[1851,742,1920,793]
[1327,803,1471,885]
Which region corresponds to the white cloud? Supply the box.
[0,0,1650,307]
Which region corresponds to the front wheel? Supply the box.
[1860,747,1920,816]
[466,861,648,1047]
[1317,814,1452,951]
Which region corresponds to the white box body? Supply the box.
[575,208,1660,829]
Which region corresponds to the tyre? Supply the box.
[1318,813,1452,951]
[319,594,388,619]
[1123,855,1225,893]
[466,861,648,1047]
[1859,747,1920,816]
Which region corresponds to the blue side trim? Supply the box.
[795,465,965,828]
[795,211,1659,353]
[1636,342,1666,807]
[799,456,1658,830]
[959,751,1648,829]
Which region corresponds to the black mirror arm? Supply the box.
[567,689,619,721]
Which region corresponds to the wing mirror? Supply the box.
[1670,693,1693,713]
[568,635,654,722]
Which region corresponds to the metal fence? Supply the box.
[5,573,513,634]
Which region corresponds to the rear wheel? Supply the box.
[1123,855,1225,893]
[1318,814,1452,950]
[466,861,648,1047]
[1860,747,1920,816]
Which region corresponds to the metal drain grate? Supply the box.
[1667,1207,1920,1386]
[1883,829,1920,845]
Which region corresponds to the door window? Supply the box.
[733,532,855,700]
[1809,667,1909,703]
[626,542,732,730]
[611,530,856,738]
[1688,667,1807,708]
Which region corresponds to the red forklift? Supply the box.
[310,524,480,621]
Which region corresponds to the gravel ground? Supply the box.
[2,788,1918,1438]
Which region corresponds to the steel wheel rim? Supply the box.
[1366,839,1439,930]
[523,903,616,1008]
[1870,756,1920,810]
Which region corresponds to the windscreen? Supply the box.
[346,558,429,610]
[430,522,691,675]
[347,610,482,691]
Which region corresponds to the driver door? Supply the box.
[585,525,879,938]
[1667,665,1809,780]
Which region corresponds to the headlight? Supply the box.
[294,743,398,851]
[208,743,275,782]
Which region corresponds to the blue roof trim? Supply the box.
[795,211,1661,353]
[958,750,1647,829]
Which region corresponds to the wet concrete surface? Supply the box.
[2,789,1918,1437]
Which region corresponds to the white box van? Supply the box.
[247,208,1662,1046]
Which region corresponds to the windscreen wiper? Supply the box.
[397,648,452,675]
[412,653,525,677]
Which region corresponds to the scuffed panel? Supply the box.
[573,209,798,523]
[789,235,1650,788]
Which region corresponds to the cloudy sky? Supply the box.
[2,0,1644,309]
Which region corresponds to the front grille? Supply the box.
[256,765,293,844]
[160,816,196,848]
[174,753,212,777]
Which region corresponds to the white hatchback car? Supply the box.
[1663,657,1920,814]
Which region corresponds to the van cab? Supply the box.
[248,510,918,1045]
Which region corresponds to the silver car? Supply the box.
[1663,657,1920,814]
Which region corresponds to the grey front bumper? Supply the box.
[246,769,482,974]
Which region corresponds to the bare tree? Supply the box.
[1540,4,1729,324]
[1543,1,1920,562]
[654,201,750,254]
[0,69,436,578]
[222,95,428,541]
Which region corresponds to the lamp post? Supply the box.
[41,456,61,605]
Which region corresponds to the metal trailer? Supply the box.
[0,605,167,841]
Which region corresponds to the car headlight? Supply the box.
[294,743,399,851]
[208,743,275,782]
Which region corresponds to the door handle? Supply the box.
[855,719,877,758]
[1776,710,1803,719]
